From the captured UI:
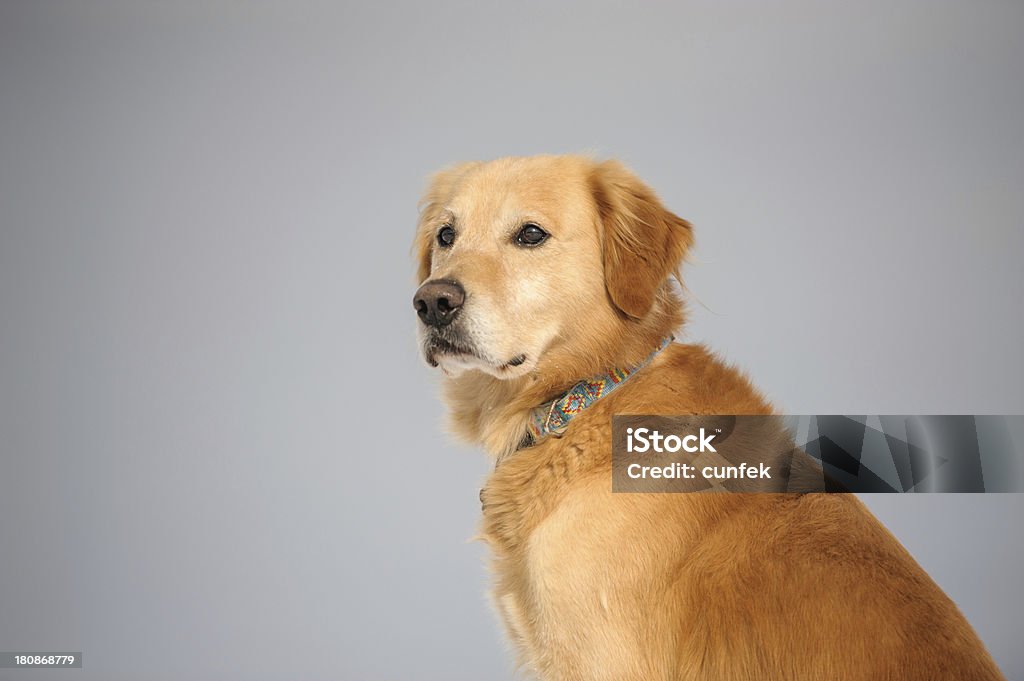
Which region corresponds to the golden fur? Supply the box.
[413,155,1004,680]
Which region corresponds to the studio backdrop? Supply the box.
[1,2,1022,680]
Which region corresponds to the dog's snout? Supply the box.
[413,279,465,328]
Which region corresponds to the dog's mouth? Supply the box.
[501,354,527,369]
[423,333,528,374]
[424,334,479,367]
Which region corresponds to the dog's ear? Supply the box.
[590,160,694,319]
[414,162,481,283]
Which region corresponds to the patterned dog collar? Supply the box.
[520,336,674,449]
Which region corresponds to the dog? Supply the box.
[411,155,1004,680]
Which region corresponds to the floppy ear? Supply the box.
[413,162,481,283]
[590,160,694,319]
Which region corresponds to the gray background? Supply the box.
[1,1,1022,679]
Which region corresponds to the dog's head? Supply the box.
[412,155,693,380]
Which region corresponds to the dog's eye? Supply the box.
[516,223,549,247]
[437,225,456,248]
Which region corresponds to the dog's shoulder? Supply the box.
[612,342,775,416]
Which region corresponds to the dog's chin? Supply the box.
[436,353,535,379]
[425,341,535,379]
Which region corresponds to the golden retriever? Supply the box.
[411,155,1003,680]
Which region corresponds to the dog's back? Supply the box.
[477,343,1003,680]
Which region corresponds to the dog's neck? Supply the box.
[441,293,684,460]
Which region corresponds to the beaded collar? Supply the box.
[518,336,673,450]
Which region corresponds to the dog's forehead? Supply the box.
[447,158,592,227]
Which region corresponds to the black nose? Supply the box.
[413,279,465,328]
